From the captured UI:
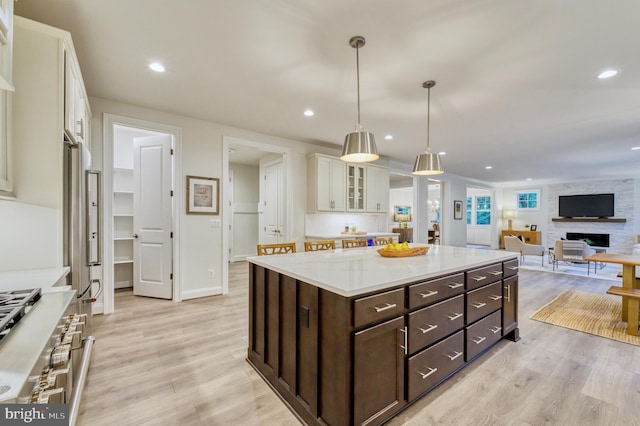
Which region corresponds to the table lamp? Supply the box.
[503,209,516,230]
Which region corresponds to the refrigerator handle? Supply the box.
[86,170,102,266]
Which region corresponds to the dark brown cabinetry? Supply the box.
[248,257,519,426]
[392,227,413,243]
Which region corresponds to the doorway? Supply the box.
[222,136,291,294]
[102,114,181,314]
[466,187,494,246]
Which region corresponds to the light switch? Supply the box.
[210,219,221,228]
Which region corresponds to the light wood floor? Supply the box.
[78,263,640,426]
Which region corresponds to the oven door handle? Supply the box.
[69,335,95,426]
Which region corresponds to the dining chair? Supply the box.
[304,240,336,252]
[342,239,368,249]
[257,242,297,256]
[373,237,393,246]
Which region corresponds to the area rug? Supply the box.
[530,290,640,346]
[518,258,622,281]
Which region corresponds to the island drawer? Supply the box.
[466,262,503,290]
[466,282,502,324]
[503,259,519,278]
[408,273,465,309]
[353,288,405,328]
[408,295,464,354]
[465,310,502,361]
[407,330,465,401]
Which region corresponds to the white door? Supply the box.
[133,135,173,299]
[263,160,284,244]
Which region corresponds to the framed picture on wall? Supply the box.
[453,200,463,220]
[186,175,220,215]
[530,224,538,231]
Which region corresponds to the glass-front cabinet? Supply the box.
[346,163,365,212]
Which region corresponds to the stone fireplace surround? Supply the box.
[547,179,636,255]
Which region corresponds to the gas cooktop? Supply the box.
[0,288,41,340]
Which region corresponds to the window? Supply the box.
[516,190,540,210]
[467,195,491,226]
[475,196,491,225]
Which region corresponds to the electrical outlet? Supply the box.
[208,269,215,278]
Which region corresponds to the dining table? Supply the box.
[585,252,640,334]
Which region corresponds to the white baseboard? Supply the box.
[182,286,222,300]
[114,280,132,289]
[92,302,104,315]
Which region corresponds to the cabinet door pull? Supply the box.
[507,266,519,271]
[490,326,502,334]
[418,366,438,379]
[419,290,438,298]
[471,302,486,309]
[471,336,486,344]
[374,303,397,313]
[418,324,438,334]
[447,312,463,321]
[488,295,502,301]
[488,270,503,276]
[471,275,487,282]
[76,118,84,139]
[399,327,407,355]
[505,284,511,302]
[447,282,463,289]
[446,351,463,361]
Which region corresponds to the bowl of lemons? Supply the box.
[377,242,430,257]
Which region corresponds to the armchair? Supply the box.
[552,240,596,275]
[504,235,545,266]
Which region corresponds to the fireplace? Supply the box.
[566,232,610,248]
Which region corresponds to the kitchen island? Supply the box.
[247,245,519,426]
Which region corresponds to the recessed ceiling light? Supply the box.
[526,178,533,181]
[485,166,492,170]
[632,146,640,150]
[304,109,314,117]
[438,152,446,156]
[149,62,165,73]
[597,69,618,79]
[384,135,393,140]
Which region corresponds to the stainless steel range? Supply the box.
[0,287,94,426]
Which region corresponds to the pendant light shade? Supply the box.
[412,80,444,175]
[341,36,379,163]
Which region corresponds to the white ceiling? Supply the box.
[15,0,640,185]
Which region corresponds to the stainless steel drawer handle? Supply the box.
[488,295,502,301]
[446,351,463,361]
[447,283,463,289]
[374,303,397,313]
[471,302,486,309]
[471,336,486,344]
[488,271,503,276]
[418,324,438,334]
[419,290,438,298]
[505,284,511,302]
[447,312,463,321]
[490,326,502,334]
[418,366,438,379]
[399,327,407,355]
[507,266,519,271]
[471,275,487,282]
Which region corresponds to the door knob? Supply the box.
[133,234,139,239]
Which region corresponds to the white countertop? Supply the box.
[0,267,71,292]
[305,232,400,239]
[248,245,517,297]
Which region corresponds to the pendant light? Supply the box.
[341,36,379,163]
[412,80,444,175]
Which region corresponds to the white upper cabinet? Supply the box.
[346,163,365,212]
[0,0,14,91]
[366,164,389,213]
[307,154,346,212]
[64,49,90,145]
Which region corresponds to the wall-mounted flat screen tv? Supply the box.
[558,193,614,218]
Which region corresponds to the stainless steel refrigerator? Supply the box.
[63,139,101,333]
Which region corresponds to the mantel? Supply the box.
[551,217,627,223]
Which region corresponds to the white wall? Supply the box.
[89,96,331,298]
